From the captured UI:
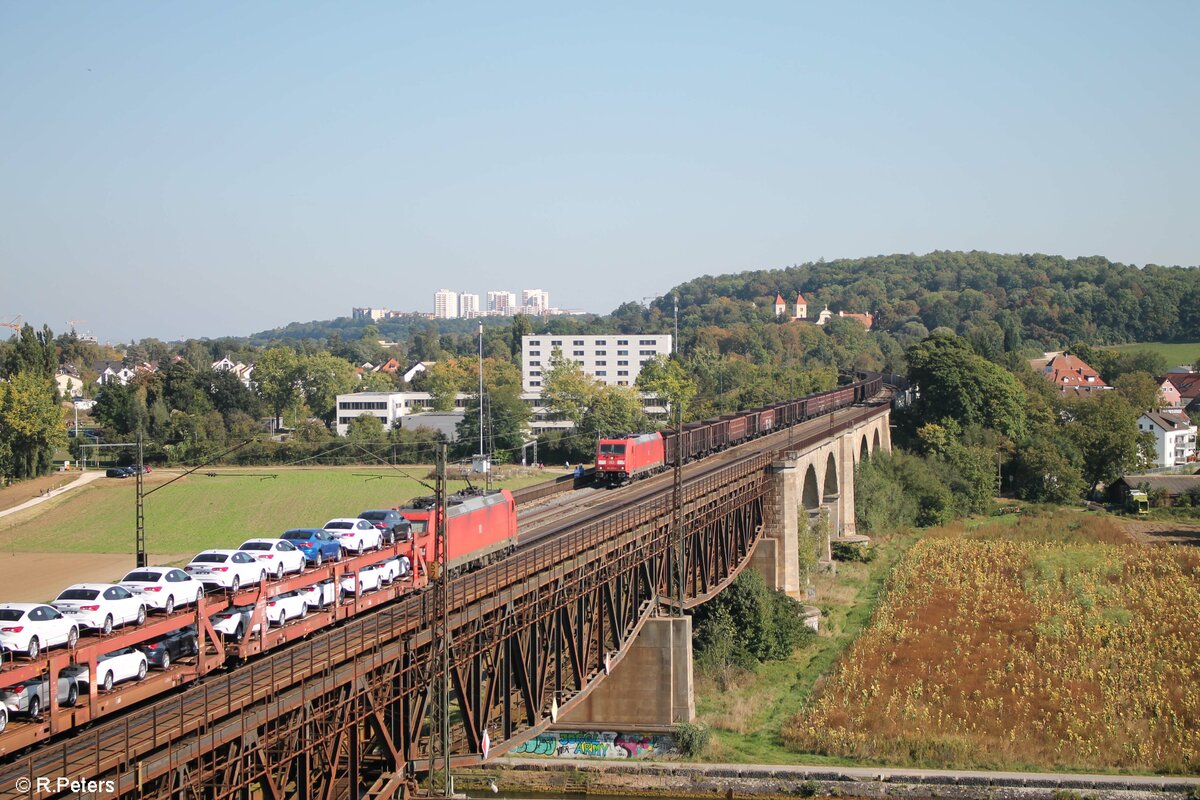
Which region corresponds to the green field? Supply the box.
[1103,341,1200,365]
[0,466,552,557]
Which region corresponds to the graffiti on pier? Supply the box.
[512,731,674,759]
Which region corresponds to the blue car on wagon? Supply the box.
[279,529,342,567]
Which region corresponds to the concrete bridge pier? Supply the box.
[557,616,695,730]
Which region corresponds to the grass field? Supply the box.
[693,530,916,765]
[781,511,1200,773]
[1103,341,1200,366]
[0,466,553,556]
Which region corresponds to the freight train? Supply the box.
[0,373,881,754]
[595,374,879,486]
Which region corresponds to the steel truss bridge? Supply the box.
[1,400,888,800]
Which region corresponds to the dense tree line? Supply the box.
[0,325,67,481]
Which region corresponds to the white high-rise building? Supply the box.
[434,289,459,319]
[459,293,480,318]
[487,290,518,315]
[522,289,549,315]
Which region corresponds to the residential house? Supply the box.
[1037,353,1110,397]
[93,360,137,386]
[1161,372,1200,412]
[212,356,256,389]
[814,306,873,331]
[1138,411,1197,468]
[55,366,83,398]
[402,362,434,383]
[1158,377,1184,410]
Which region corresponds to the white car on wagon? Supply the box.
[184,550,268,593]
[323,518,383,554]
[0,604,80,660]
[119,567,204,615]
[52,583,146,635]
[237,538,308,580]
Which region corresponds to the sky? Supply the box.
[2,2,1198,343]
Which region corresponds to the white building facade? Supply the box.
[521,334,672,392]
[522,289,549,315]
[335,391,471,436]
[1137,411,1198,468]
[434,289,459,319]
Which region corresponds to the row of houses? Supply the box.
[1033,352,1199,468]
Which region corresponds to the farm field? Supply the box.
[782,512,1200,773]
[1103,341,1200,365]
[0,465,552,556]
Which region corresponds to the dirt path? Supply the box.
[1113,517,1200,547]
[0,470,104,519]
[0,551,195,603]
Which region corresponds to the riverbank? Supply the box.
[462,758,1200,800]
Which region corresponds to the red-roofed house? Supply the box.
[793,292,808,320]
[1158,377,1184,409]
[774,293,786,317]
[1162,372,1200,410]
[1040,353,1110,397]
[1041,353,1108,395]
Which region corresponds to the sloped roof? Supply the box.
[1163,372,1200,399]
[1141,411,1195,433]
[1042,353,1106,389]
[1113,474,1200,496]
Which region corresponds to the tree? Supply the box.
[1062,392,1142,493]
[0,372,68,480]
[300,352,356,423]
[1010,437,1085,503]
[542,349,599,426]
[255,348,301,429]
[1113,371,1163,412]
[510,314,533,358]
[903,332,1027,439]
[635,355,697,422]
[580,385,649,441]
[346,414,385,441]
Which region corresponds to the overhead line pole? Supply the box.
[672,293,684,614]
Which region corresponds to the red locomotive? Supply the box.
[595,433,667,486]
[398,489,519,575]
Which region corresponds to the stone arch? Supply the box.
[860,434,870,462]
[873,428,881,452]
[823,452,839,501]
[802,464,820,510]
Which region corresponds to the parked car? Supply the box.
[237,538,307,579]
[323,518,383,554]
[357,510,412,542]
[340,566,382,597]
[265,592,309,627]
[119,567,204,614]
[0,671,79,720]
[0,604,80,660]
[184,550,268,592]
[135,625,198,670]
[67,648,149,692]
[279,529,343,567]
[298,579,338,611]
[0,705,6,733]
[52,583,146,635]
[105,467,131,479]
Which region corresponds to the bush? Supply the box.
[673,722,710,757]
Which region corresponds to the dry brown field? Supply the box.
[783,512,1200,773]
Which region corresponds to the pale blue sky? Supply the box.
[2,2,1197,342]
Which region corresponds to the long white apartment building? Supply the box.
[521,333,672,392]
[487,291,518,314]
